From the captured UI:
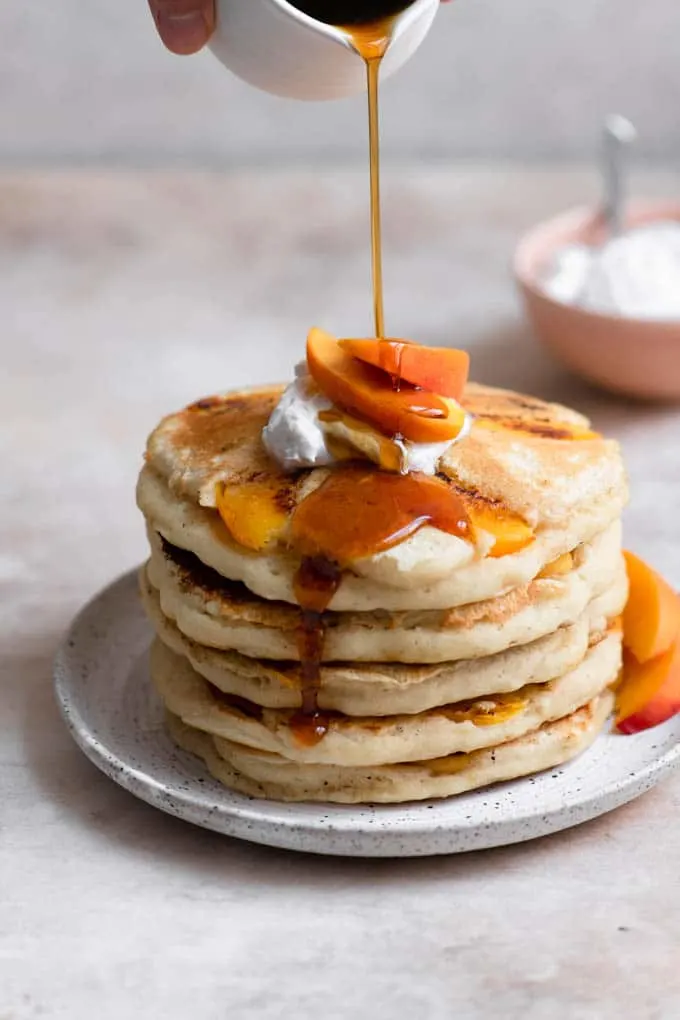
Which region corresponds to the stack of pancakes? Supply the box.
[137,382,628,803]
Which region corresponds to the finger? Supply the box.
[148,0,215,55]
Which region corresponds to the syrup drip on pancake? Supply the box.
[288,468,471,744]
[290,558,341,747]
[283,8,421,741]
[290,467,471,563]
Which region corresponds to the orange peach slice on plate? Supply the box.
[338,338,470,400]
[616,641,680,734]
[307,328,467,444]
[623,551,680,663]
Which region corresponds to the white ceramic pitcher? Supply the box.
[209,0,439,100]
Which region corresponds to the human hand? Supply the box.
[148,0,216,55]
[148,0,451,56]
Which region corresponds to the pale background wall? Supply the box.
[1,0,680,167]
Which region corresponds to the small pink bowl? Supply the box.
[514,200,680,400]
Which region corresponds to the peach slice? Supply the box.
[616,641,680,734]
[338,338,470,400]
[622,551,680,663]
[538,551,573,578]
[463,500,535,558]
[215,481,288,552]
[307,328,467,444]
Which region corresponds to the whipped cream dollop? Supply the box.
[262,364,335,471]
[542,221,680,320]
[262,363,469,475]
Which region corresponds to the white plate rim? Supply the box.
[53,569,680,857]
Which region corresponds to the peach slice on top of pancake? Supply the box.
[338,337,469,399]
[306,327,468,443]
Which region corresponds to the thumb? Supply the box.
[148,0,216,55]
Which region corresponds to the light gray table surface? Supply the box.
[2,168,680,1020]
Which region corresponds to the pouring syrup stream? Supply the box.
[349,23,393,340]
[285,7,415,742]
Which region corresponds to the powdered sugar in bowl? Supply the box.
[515,201,680,401]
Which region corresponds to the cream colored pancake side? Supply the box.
[142,572,619,715]
[166,692,614,803]
[144,524,627,663]
[138,465,626,610]
[150,634,620,766]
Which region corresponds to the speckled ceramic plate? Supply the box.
[54,570,680,857]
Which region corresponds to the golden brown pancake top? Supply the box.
[144,381,625,527]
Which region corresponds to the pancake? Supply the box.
[143,572,622,715]
[138,382,627,611]
[146,383,623,523]
[166,692,614,803]
[143,521,627,662]
[138,464,626,611]
[150,633,620,766]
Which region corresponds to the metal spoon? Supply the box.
[601,114,638,238]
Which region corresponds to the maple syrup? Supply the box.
[287,469,471,744]
[375,338,408,389]
[279,3,436,740]
[346,13,406,359]
[291,466,471,564]
[289,556,341,746]
[289,2,412,24]
[365,49,386,339]
[292,2,408,341]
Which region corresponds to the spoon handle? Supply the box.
[601,115,637,237]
